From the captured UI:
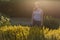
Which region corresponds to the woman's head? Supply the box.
[34,1,40,8]
[33,1,40,10]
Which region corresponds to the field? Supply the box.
[0,25,60,40]
[0,0,60,40]
[0,15,60,40]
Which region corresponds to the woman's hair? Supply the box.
[33,1,40,11]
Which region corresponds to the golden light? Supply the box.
[34,1,40,8]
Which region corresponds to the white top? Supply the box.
[32,9,43,21]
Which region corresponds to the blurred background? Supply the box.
[0,0,60,18]
[0,0,60,25]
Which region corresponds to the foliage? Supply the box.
[43,27,60,40]
[0,16,11,26]
[43,16,59,29]
[0,25,30,40]
[0,26,60,40]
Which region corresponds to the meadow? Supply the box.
[0,25,60,40]
[0,15,60,40]
[0,0,60,40]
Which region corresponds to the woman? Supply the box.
[32,2,43,26]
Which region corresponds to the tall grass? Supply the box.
[0,25,60,40]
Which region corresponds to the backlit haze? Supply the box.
[0,0,60,18]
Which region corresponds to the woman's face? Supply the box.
[34,2,40,9]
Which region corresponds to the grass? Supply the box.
[0,25,60,40]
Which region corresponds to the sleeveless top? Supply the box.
[33,9,43,21]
